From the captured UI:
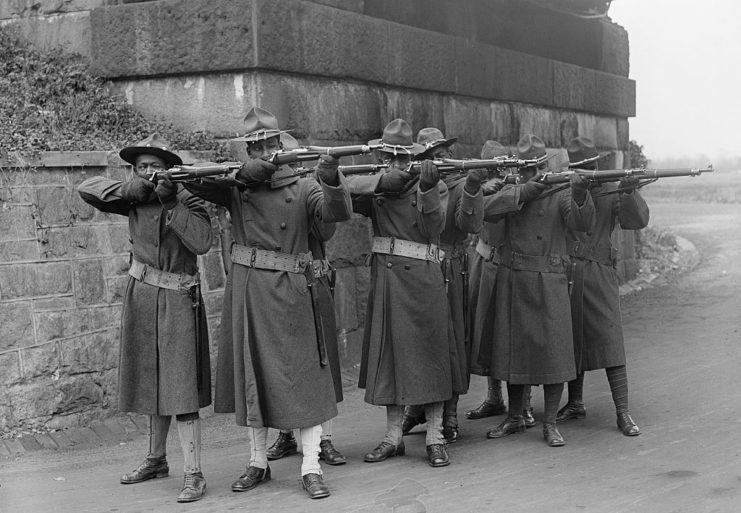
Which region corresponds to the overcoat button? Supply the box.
[538,210,545,216]
[536,235,542,240]
[404,265,410,270]
[280,222,287,229]
[285,197,292,203]
[412,200,417,206]
[275,245,281,251]
[412,221,417,227]
[376,199,384,206]
[153,215,159,221]
[387,262,393,268]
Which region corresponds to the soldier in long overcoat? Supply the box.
[184,107,351,500]
[481,134,595,447]
[556,137,650,437]
[348,119,453,468]
[400,127,484,444]
[78,134,212,502]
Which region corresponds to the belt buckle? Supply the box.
[249,247,257,267]
[388,237,395,255]
[140,264,148,280]
[427,244,439,262]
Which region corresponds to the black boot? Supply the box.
[120,456,169,484]
[266,431,297,460]
[401,405,426,435]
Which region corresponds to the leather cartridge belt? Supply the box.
[371,237,440,263]
[475,239,500,264]
[231,243,317,274]
[568,241,617,267]
[129,259,199,291]
[499,247,568,274]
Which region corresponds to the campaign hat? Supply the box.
[480,140,508,160]
[516,134,551,167]
[119,133,182,168]
[416,127,458,158]
[233,107,289,143]
[369,119,426,156]
[566,136,609,167]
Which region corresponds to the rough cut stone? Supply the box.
[34,309,90,344]
[0,262,72,300]
[0,301,34,351]
[0,353,21,386]
[73,259,106,305]
[20,343,61,379]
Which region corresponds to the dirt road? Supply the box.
[1,199,739,513]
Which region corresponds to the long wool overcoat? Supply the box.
[439,175,483,394]
[484,185,595,385]
[185,172,351,429]
[349,174,452,406]
[567,183,649,373]
[468,183,520,376]
[78,176,213,415]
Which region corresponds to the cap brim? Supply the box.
[369,139,427,156]
[418,137,458,158]
[568,151,610,168]
[119,146,183,167]
[232,129,290,143]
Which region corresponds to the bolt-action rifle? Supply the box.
[267,144,383,166]
[145,163,243,183]
[503,165,714,186]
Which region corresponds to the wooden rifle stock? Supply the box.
[268,144,383,165]
[146,163,242,183]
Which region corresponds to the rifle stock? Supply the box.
[146,163,242,183]
[502,165,714,185]
[268,144,383,165]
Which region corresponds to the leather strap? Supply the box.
[568,241,617,267]
[371,236,440,262]
[439,242,466,260]
[231,244,313,273]
[475,239,500,264]
[499,247,568,274]
[129,259,199,291]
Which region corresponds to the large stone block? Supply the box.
[3,12,93,57]
[382,89,445,135]
[443,97,494,146]
[616,118,630,151]
[494,47,553,107]
[35,308,91,343]
[0,262,73,300]
[53,376,105,415]
[326,215,372,266]
[105,275,128,304]
[553,61,596,113]
[593,117,619,150]
[0,352,21,386]
[594,71,636,118]
[600,20,630,77]
[0,204,36,242]
[91,0,257,77]
[385,22,456,93]
[0,0,104,18]
[40,225,109,259]
[73,259,106,305]
[89,305,121,329]
[60,331,118,373]
[454,38,499,100]
[489,102,516,146]
[7,380,59,426]
[20,343,60,379]
[512,105,560,147]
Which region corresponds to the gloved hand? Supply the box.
[464,169,489,195]
[570,171,590,204]
[316,155,339,186]
[120,176,155,203]
[236,159,278,185]
[518,178,548,203]
[418,160,440,192]
[618,175,640,193]
[482,179,504,196]
[156,177,178,210]
[377,167,412,193]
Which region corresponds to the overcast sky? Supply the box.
[608,1,741,160]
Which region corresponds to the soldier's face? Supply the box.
[134,155,167,179]
[247,137,281,160]
[518,162,546,183]
[429,146,452,160]
[383,153,412,171]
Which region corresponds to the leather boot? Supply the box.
[542,422,565,447]
[302,473,330,499]
[426,444,450,467]
[556,401,586,422]
[266,431,298,460]
[486,415,526,438]
[177,472,206,502]
[120,456,169,484]
[617,412,641,436]
[465,399,506,420]
[318,439,347,465]
[231,465,271,492]
[523,408,536,428]
[363,441,405,462]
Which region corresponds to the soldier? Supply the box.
[349,118,453,467]
[465,141,535,428]
[184,107,352,499]
[401,127,485,444]
[482,134,595,447]
[78,134,212,502]
[264,134,347,466]
[557,136,649,436]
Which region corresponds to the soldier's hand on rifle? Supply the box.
[570,172,590,205]
[518,179,548,203]
[236,159,278,184]
[120,176,156,203]
[316,155,340,186]
[419,160,440,192]
[464,169,489,195]
[156,176,178,210]
[618,175,640,193]
[482,179,505,196]
[377,167,412,193]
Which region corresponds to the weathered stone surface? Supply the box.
[1,12,93,57]
[89,305,121,330]
[20,343,61,379]
[0,0,104,19]
[8,381,59,425]
[200,251,225,292]
[559,112,581,148]
[326,215,372,266]
[454,38,498,100]
[0,240,38,262]
[108,224,131,254]
[105,275,128,304]
[0,352,21,386]
[0,262,72,300]
[382,89,445,136]
[616,118,630,151]
[595,71,636,117]
[495,47,553,107]
[593,117,619,151]
[41,225,108,259]
[443,97,494,146]
[35,309,90,344]
[73,259,106,305]
[386,21,456,93]
[91,0,256,77]
[0,301,34,350]
[53,376,106,415]
[600,19,630,77]
[35,186,81,227]
[553,61,596,113]
[513,105,561,148]
[0,204,36,241]
[60,331,118,374]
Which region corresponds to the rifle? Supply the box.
[145,163,243,183]
[503,165,714,186]
[267,144,383,165]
